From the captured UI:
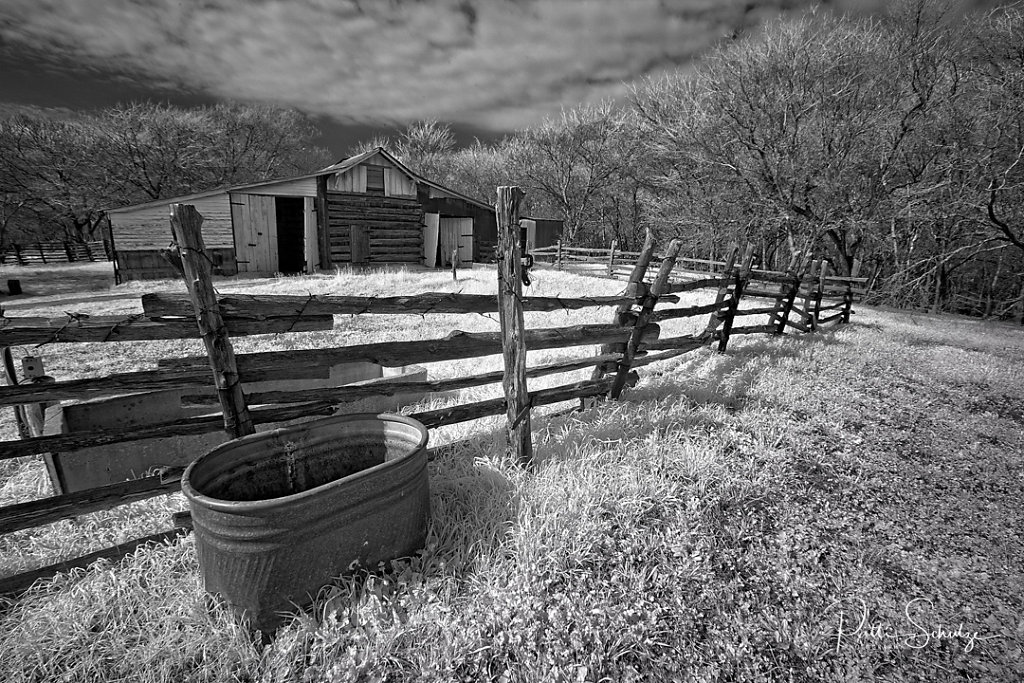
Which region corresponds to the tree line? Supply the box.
[0,103,332,247]
[381,1,1024,317]
[1,0,1020,317]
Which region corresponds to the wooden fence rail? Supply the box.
[0,240,110,265]
[0,203,864,597]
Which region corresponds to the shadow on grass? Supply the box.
[630,331,844,412]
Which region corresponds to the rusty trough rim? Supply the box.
[181,412,429,513]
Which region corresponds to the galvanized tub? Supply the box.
[181,413,430,633]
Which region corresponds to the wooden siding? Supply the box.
[230,194,278,273]
[383,167,416,197]
[236,177,317,197]
[326,192,424,265]
[331,166,366,193]
[115,248,236,281]
[110,193,234,251]
[328,151,416,198]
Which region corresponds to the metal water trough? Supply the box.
[182,413,430,633]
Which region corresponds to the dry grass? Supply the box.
[0,263,1022,682]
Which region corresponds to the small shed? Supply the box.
[107,148,505,281]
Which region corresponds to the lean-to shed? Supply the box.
[107,148,509,281]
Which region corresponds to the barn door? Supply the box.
[439,217,473,265]
[423,213,440,268]
[438,217,459,266]
[457,218,473,263]
[275,197,305,274]
[350,225,370,264]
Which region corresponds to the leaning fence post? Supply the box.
[813,261,830,327]
[773,252,810,335]
[169,204,254,439]
[703,244,740,338]
[842,259,860,324]
[608,239,682,399]
[495,187,532,467]
[607,239,618,276]
[798,259,821,332]
[717,244,756,353]
[591,227,656,385]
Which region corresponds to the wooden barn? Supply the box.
[107,148,511,281]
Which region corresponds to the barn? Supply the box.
[106,148,519,281]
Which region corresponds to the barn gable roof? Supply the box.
[107,147,493,214]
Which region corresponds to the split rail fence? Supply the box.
[0,240,111,266]
[0,192,864,597]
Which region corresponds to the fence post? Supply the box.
[842,259,861,324]
[717,244,756,353]
[495,186,532,467]
[703,244,740,338]
[14,244,24,266]
[555,240,563,270]
[773,251,810,335]
[169,204,254,439]
[608,239,682,399]
[798,259,821,333]
[813,261,830,327]
[607,239,618,276]
[591,228,657,386]
[37,243,46,264]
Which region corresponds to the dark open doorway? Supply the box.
[275,197,305,274]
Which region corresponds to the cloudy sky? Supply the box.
[0,0,1000,153]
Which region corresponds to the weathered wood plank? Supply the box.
[409,378,614,430]
[0,368,214,407]
[662,277,730,294]
[643,334,710,351]
[651,300,724,322]
[160,324,634,374]
[203,353,622,406]
[728,324,777,336]
[142,292,638,319]
[0,529,189,597]
[0,314,332,344]
[0,468,184,535]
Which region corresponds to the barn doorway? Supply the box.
[439,217,473,266]
[275,197,305,274]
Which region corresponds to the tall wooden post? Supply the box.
[555,240,563,270]
[607,239,618,276]
[798,259,821,332]
[717,244,756,353]
[773,251,810,335]
[592,227,656,383]
[169,204,254,439]
[608,239,682,399]
[495,187,532,466]
[704,244,740,337]
[840,259,861,324]
[813,261,830,328]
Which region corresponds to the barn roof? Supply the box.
[323,148,494,212]
[107,147,493,214]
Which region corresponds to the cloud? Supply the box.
[0,0,990,132]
